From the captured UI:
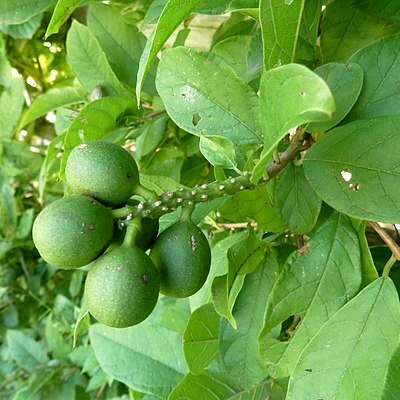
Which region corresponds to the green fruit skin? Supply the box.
[32,195,114,269]
[65,141,139,207]
[150,220,211,298]
[85,245,160,328]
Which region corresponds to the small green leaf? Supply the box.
[308,62,364,132]
[253,63,335,182]
[19,86,87,129]
[169,371,240,400]
[260,0,305,69]
[136,0,200,103]
[46,0,90,38]
[274,163,322,234]
[259,213,362,378]
[183,303,220,373]
[156,47,262,150]
[90,322,188,397]
[66,20,128,96]
[6,330,49,371]
[199,133,237,169]
[0,13,43,39]
[287,277,400,399]
[303,116,400,223]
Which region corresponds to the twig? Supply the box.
[370,222,400,261]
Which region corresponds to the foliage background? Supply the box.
[1,0,400,399]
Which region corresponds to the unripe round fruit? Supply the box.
[32,195,114,269]
[150,220,211,298]
[85,245,160,328]
[65,141,139,207]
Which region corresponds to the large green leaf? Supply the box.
[0,0,56,24]
[259,213,362,377]
[308,62,364,132]
[353,0,400,22]
[156,47,262,149]
[90,322,187,397]
[320,0,400,63]
[19,86,87,129]
[66,20,128,96]
[183,303,220,373]
[383,345,400,399]
[260,0,306,70]
[274,163,322,234]
[87,4,156,95]
[253,63,334,181]
[136,0,200,103]
[0,13,43,39]
[303,116,400,223]
[219,254,277,389]
[287,277,400,399]
[346,33,400,121]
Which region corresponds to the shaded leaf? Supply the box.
[308,62,364,132]
[0,0,56,24]
[274,163,322,234]
[219,254,277,389]
[259,213,362,377]
[303,116,400,223]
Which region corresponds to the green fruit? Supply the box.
[85,245,160,328]
[150,220,211,298]
[32,195,114,269]
[65,141,139,207]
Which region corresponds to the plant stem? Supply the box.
[123,218,142,247]
[370,222,400,261]
[383,254,397,277]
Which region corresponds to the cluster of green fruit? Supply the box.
[32,141,211,328]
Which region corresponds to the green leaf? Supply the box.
[169,371,240,400]
[259,213,362,377]
[308,62,364,132]
[0,13,43,39]
[89,322,187,397]
[274,163,322,234]
[228,380,272,400]
[0,51,25,139]
[45,313,71,360]
[136,0,200,103]
[320,0,400,63]
[260,0,305,69]
[60,96,138,176]
[383,345,400,399]
[353,0,400,22]
[66,20,128,96]
[212,229,267,328]
[183,303,220,373]
[19,86,87,128]
[346,33,400,121]
[87,4,157,95]
[253,63,335,182]
[143,147,184,182]
[219,254,277,389]
[0,0,56,24]
[6,330,49,371]
[219,184,285,232]
[303,116,400,223]
[46,0,90,38]
[199,134,237,169]
[156,47,262,149]
[287,277,400,399]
